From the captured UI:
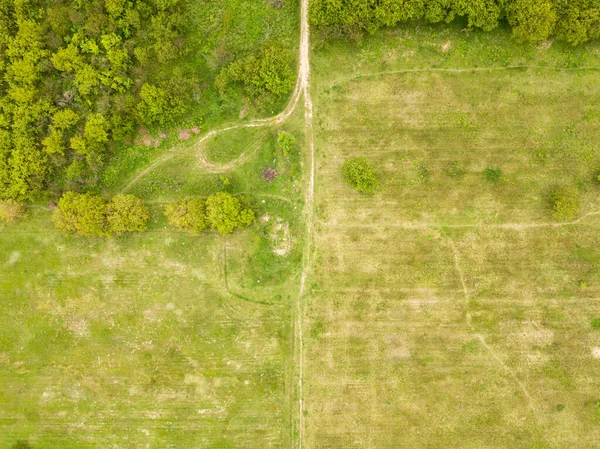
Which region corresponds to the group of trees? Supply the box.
[53,192,149,236]
[0,0,202,201]
[50,191,255,236]
[165,192,255,235]
[310,0,600,44]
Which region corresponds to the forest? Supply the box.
[309,0,600,44]
[0,0,296,201]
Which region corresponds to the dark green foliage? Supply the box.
[591,318,600,329]
[310,0,600,44]
[342,157,378,193]
[550,186,580,220]
[216,41,294,103]
[53,191,148,236]
[106,194,150,235]
[483,167,502,183]
[164,198,208,234]
[205,192,255,234]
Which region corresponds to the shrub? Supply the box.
[550,186,580,220]
[107,194,150,235]
[277,131,296,157]
[483,167,502,183]
[164,198,208,234]
[0,200,27,222]
[205,192,255,234]
[342,157,378,193]
[52,192,108,236]
[591,318,600,330]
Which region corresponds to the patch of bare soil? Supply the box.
[191,126,201,134]
[262,167,279,182]
[271,220,293,256]
[442,40,452,53]
[178,129,192,140]
[135,127,161,147]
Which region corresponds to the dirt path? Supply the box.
[330,65,600,89]
[446,236,538,416]
[294,0,312,447]
[318,210,600,231]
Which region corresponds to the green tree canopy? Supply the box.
[52,191,108,236]
[205,192,255,234]
[342,157,378,193]
[107,194,150,235]
[164,197,208,234]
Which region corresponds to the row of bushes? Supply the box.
[1,191,256,237]
[341,157,588,221]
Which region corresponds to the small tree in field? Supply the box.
[164,198,208,234]
[205,192,254,234]
[342,157,378,193]
[107,194,150,235]
[277,131,295,157]
[52,191,108,236]
[550,186,580,220]
[0,200,26,222]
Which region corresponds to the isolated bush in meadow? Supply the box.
[107,194,150,235]
[342,157,378,193]
[164,198,208,234]
[0,200,27,222]
[550,186,580,220]
[277,131,296,157]
[206,192,255,234]
[483,167,502,183]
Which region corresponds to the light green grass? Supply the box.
[305,24,600,448]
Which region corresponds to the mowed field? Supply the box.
[0,113,306,448]
[305,26,600,448]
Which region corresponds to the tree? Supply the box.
[505,0,557,42]
[205,192,254,234]
[0,199,26,222]
[106,194,150,235]
[52,191,108,236]
[550,186,580,221]
[164,198,208,234]
[342,157,378,193]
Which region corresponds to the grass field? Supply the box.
[0,100,306,447]
[304,24,600,448]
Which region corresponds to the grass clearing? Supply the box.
[305,24,600,448]
[0,104,306,448]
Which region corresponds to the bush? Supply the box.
[164,198,208,234]
[550,186,580,220]
[205,192,255,234]
[52,192,108,236]
[277,131,296,157]
[342,157,378,193]
[591,318,600,330]
[107,194,150,235]
[483,167,502,183]
[0,200,27,222]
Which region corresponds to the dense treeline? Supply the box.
[310,0,600,44]
[0,0,296,201]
